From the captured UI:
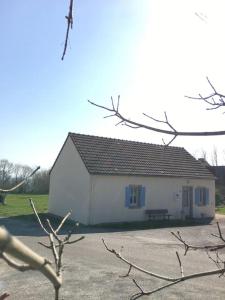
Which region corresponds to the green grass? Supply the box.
[216,206,225,215]
[0,194,48,217]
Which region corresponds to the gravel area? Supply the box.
[1,216,225,299]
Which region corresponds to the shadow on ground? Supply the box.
[0,213,214,237]
[0,214,113,237]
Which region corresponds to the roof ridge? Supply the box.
[68,132,185,150]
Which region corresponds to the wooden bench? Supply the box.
[145,209,171,220]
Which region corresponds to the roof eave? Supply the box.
[89,172,215,180]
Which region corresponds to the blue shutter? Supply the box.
[140,186,146,207]
[205,188,209,205]
[125,186,130,207]
[195,188,200,206]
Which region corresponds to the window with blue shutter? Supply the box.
[140,186,146,207]
[125,186,131,207]
[195,187,209,206]
[205,188,209,205]
[195,188,200,206]
[125,185,145,208]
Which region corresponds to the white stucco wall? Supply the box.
[89,175,215,224]
[48,136,91,224]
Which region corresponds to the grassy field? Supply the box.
[0,194,48,217]
[216,206,225,215]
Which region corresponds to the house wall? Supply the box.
[89,175,215,224]
[48,136,91,224]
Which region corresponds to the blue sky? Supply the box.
[1,0,225,169]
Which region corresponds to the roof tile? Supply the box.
[69,133,214,179]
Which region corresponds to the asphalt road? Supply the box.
[1,216,225,299]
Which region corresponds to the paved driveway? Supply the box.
[1,217,225,299]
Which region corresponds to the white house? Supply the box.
[48,133,215,225]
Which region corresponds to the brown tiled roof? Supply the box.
[69,132,215,179]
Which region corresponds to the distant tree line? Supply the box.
[0,159,49,194]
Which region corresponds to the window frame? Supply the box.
[125,184,145,209]
[195,187,209,207]
[129,185,142,207]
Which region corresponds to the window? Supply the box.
[130,185,141,206]
[195,187,209,206]
[125,185,145,208]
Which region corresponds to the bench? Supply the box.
[145,209,171,220]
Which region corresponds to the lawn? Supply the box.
[0,194,48,217]
[216,206,225,215]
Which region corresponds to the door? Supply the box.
[182,186,193,218]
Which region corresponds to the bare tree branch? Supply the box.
[63,222,80,243]
[29,198,49,235]
[172,225,225,254]
[61,0,74,60]
[88,97,225,146]
[103,235,225,299]
[64,236,85,245]
[49,233,59,267]
[38,241,52,249]
[0,227,61,288]
[0,252,33,272]
[46,219,61,243]
[186,77,225,110]
[212,222,225,243]
[55,211,71,233]
[131,279,181,300]
[28,198,84,299]
[120,264,132,278]
[206,249,225,277]
[176,251,184,278]
[0,292,10,300]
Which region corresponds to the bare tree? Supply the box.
[201,149,207,161]
[31,169,50,194]
[29,198,84,299]
[13,163,24,184]
[10,163,31,193]
[19,165,33,178]
[0,160,14,189]
[211,146,219,166]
